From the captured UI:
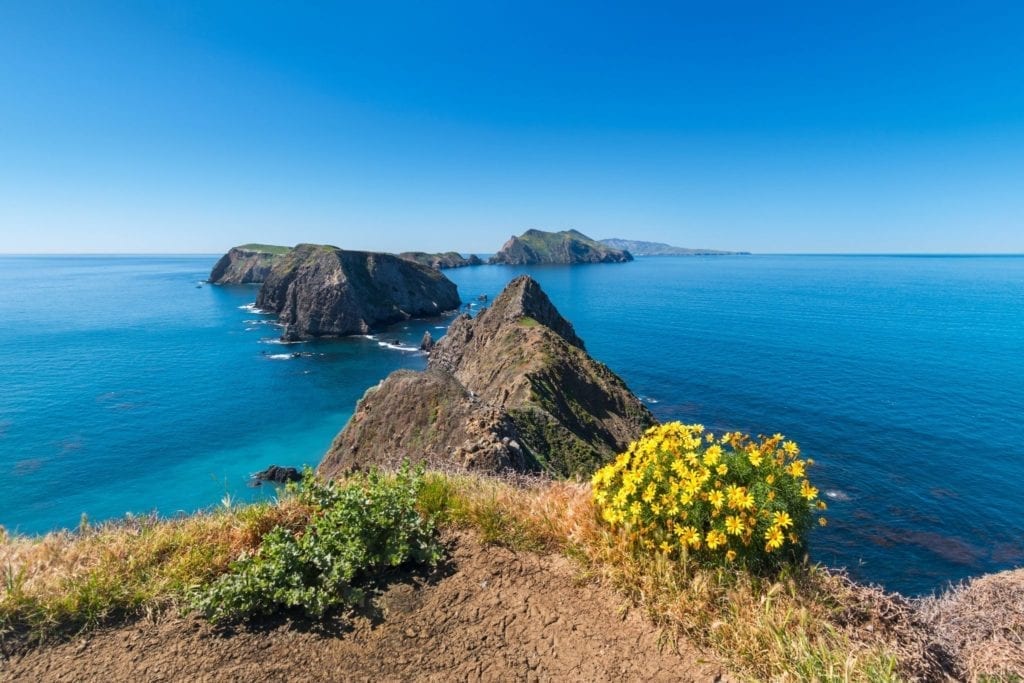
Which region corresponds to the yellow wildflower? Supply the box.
[764,526,784,550]
[772,511,793,529]
[725,515,745,536]
[706,529,727,550]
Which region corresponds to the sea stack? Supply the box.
[208,244,292,284]
[489,229,633,265]
[320,276,655,478]
[255,244,461,341]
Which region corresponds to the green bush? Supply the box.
[193,464,442,622]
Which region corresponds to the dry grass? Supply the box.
[918,568,1024,682]
[0,498,309,646]
[418,473,953,681]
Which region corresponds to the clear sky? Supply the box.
[1,2,1022,254]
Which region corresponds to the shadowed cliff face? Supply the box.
[255,244,461,341]
[208,245,291,284]
[320,275,655,479]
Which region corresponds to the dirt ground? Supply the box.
[2,534,728,682]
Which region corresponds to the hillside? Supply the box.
[321,276,654,478]
[599,238,749,256]
[489,229,632,265]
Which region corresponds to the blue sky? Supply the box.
[1,2,1022,254]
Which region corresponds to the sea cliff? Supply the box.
[254,243,461,341]
[208,244,292,284]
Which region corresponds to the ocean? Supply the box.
[1,254,1021,595]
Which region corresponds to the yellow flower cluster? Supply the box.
[592,423,827,568]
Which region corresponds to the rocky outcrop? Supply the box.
[252,465,302,485]
[599,238,749,256]
[320,276,655,479]
[399,252,484,270]
[255,244,461,341]
[419,331,435,352]
[208,244,292,284]
[489,230,632,265]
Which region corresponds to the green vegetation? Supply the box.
[194,466,441,622]
[516,316,539,327]
[238,243,292,255]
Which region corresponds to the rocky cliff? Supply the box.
[208,244,292,284]
[399,252,484,270]
[489,229,632,265]
[320,275,655,478]
[255,244,461,341]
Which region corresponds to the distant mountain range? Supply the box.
[599,238,749,256]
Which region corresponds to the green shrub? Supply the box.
[193,464,442,622]
[591,422,826,570]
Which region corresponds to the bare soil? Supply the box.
[2,534,727,682]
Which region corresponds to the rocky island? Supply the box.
[253,243,461,341]
[398,251,483,270]
[599,238,749,256]
[207,244,292,284]
[489,229,633,265]
[320,275,655,478]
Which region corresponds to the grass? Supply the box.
[237,243,292,255]
[0,470,1004,680]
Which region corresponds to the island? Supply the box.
[398,251,484,270]
[253,243,461,341]
[599,238,749,256]
[207,244,292,284]
[489,229,633,265]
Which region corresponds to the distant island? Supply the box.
[490,229,632,265]
[599,238,749,256]
[398,251,483,270]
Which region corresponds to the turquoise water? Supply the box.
[1,255,1022,595]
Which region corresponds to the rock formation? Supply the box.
[320,276,655,479]
[399,252,484,270]
[489,229,632,265]
[252,465,302,485]
[255,244,461,341]
[419,330,435,352]
[599,238,749,256]
[208,244,292,284]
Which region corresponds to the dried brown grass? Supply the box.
[0,498,309,646]
[424,473,954,681]
[918,568,1024,682]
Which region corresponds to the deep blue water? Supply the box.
[1,255,1022,595]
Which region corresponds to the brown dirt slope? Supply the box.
[2,534,727,683]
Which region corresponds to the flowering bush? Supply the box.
[591,423,826,569]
